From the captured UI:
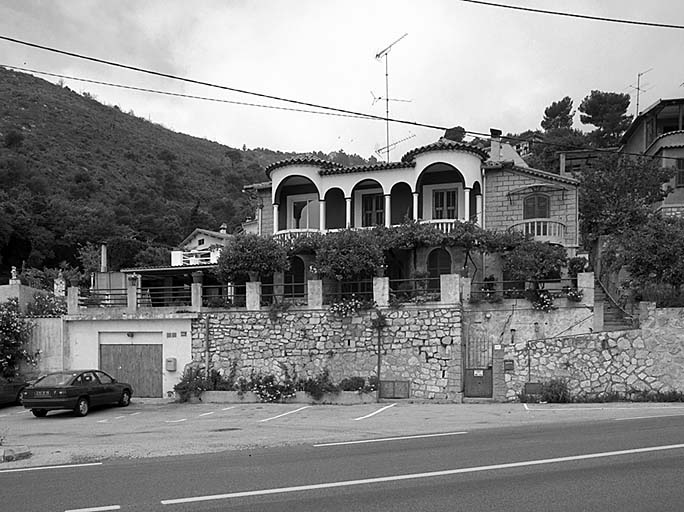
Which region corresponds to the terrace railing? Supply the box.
[201,284,247,308]
[138,286,191,307]
[390,277,441,303]
[78,288,128,308]
[323,279,373,305]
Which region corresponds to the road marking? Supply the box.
[222,406,235,411]
[128,412,141,416]
[615,413,684,421]
[160,443,684,506]
[0,414,8,418]
[16,410,30,414]
[525,405,684,411]
[523,403,530,411]
[114,416,126,420]
[259,406,310,422]
[64,506,120,512]
[97,419,109,423]
[0,462,102,474]
[353,403,396,421]
[199,411,215,417]
[314,431,468,447]
[165,418,187,423]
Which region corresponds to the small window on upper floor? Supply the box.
[523,194,550,219]
[676,159,684,188]
[197,238,205,247]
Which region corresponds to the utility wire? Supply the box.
[1,65,372,120]
[457,0,684,30]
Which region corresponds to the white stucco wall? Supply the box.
[64,318,193,397]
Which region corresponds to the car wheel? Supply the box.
[118,390,131,407]
[74,397,89,417]
[32,409,48,418]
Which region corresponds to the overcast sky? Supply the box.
[1,1,684,160]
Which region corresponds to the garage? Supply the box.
[99,332,163,398]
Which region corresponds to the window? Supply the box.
[95,371,114,384]
[677,159,684,188]
[362,193,384,227]
[197,238,205,246]
[432,189,457,219]
[523,195,550,219]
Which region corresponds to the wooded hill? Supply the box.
[0,67,368,276]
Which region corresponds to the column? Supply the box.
[384,194,391,227]
[257,207,263,236]
[246,281,261,311]
[307,279,323,309]
[475,194,483,226]
[412,192,419,221]
[191,271,203,311]
[126,274,139,314]
[373,277,390,307]
[272,204,279,234]
[463,188,471,222]
[319,199,326,231]
[345,197,352,228]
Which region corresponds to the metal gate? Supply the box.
[100,343,163,398]
[463,325,493,398]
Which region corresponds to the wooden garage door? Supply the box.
[100,344,163,398]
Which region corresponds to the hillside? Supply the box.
[0,67,368,276]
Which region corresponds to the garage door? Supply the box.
[100,344,163,398]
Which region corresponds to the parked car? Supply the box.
[22,370,133,417]
[0,377,27,406]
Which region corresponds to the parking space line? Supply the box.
[128,412,141,416]
[353,403,396,421]
[15,410,30,414]
[614,413,684,421]
[0,414,8,418]
[222,406,235,411]
[97,419,109,423]
[314,431,468,447]
[165,418,187,423]
[199,412,215,417]
[114,416,126,420]
[259,406,310,423]
[64,505,120,512]
[0,462,103,474]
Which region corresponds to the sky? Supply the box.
[1,0,684,161]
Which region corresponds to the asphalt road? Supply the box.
[2,414,684,511]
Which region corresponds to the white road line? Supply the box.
[0,462,102,474]
[161,443,684,506]
[16,410,30,414]
[0,414,8,418]
[114,416,126,420]
[615,413,684,421]
[199,412,215,417]
[222,406,235,411]
[525,405,684,411]
[128,412,141,416]
[165,418,187,423]
[523,403,530,411]
[353,403,396,421]
[259,406,310,423]
[314,431,467,447]
[64,506,120,512]
[97,419,109,423]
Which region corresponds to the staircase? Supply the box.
[594,279,635,331]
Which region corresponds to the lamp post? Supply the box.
[371,310,388,403]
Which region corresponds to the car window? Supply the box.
[95,371,114,384]
[35,372,78,387]
[82,372,97,385]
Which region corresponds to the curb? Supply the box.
[0,445,31,463]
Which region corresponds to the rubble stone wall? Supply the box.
[190,305,463,400]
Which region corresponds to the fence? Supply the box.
[323,280,373,305]
[138,286,191,307]
[390,277,441,303]
[261,281,308,306]
[78,288,127,308]
[469,278,579,303]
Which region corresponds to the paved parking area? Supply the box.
[2,399,684,469]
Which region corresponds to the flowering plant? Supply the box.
[526,289,556,312]
[0,299,38,378]
[329,296,375,317]
[566,288,584,302]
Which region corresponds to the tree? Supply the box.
[502,241,567,287]
[214,234,288,282]
[575,154,675,247]
[521,128,589,174]
[315,229,384,281]
[541,96,574,131]
[0,298,37,378]
[579,91,633,147]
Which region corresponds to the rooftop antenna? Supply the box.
[627,68,653,115]
[375,133,416,158]
[370,90,412,107]
[375,33,408,162]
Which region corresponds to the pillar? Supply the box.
[373,277,390,307]
[412,192,419,221]
[67,286,80,315]
[384,194,391,227]
[463,188,471,222]
[319,199,326,231]
[246,281,261,311]
[126,274,139,314]
[577,272,594,306]
[272,204,279,233]
[440,274,461,304]
[191,271,203,311]
[307,279,323,309]
[345,197,352,228]
[475,194,483,226]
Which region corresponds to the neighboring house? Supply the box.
[620,98,684,217]
[243,130,579,282]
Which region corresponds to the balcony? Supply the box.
[273,220,462,241]
[170,249,221,267]
[509,218,567,244]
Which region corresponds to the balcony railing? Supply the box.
[78,288,128,308]
[138,286,191,307]
[509,218,567,244]
[170,249,221,267]
[272,228,321,243]
[417,219,460,234]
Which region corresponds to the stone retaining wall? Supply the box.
[503,303,684,399]
[191,305,463,400]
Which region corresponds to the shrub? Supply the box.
[526,289,556,312]
[296,369,339,400]
[540,379,571,403]
[566,288,584,302]
[250,373,297,403]
[329,296,375,317]
[173,366,207,402]
[0,299,37,378]
[214,233,289,282]
[25,293,67,317]
[339,376,366,391]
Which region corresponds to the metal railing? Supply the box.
[170,249,221,266]
[261,281,308,306]
[418,219,461,234]
[390,277,441,303]
[469,278,577,302]
[323,280,373,305]
[138,286,191,307]
[201,284,247,308]
[78,288,128,308]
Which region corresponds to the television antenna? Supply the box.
[627,68,653,115]
[375,133,416,159]
[370,90,411,107]
[375,33,408,162]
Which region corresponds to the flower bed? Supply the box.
[200,390,377,404]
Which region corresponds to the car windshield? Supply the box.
[34,372,79,387]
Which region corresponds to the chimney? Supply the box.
[490,128,502,162]
[219,223,228,234]
[100,243,108,273]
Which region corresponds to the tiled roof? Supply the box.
[401,140,489,162]
[265,157,342,178]
[484,161,579,185]
[319,161,415,175]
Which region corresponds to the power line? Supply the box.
[457,0,684,30]
[1,65,372,120]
